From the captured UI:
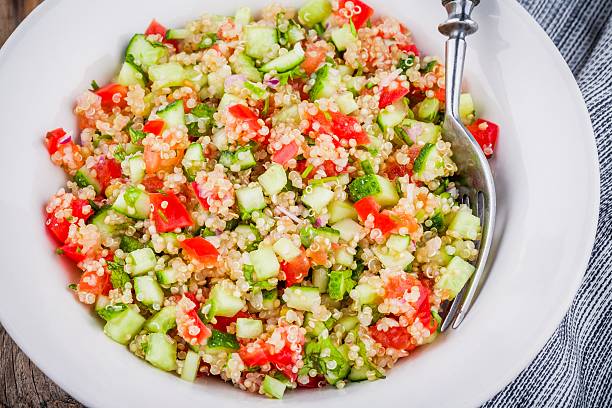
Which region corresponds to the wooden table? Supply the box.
[0,2,82,406]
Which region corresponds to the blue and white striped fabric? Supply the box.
[484,0,612,406]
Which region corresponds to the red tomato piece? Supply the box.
[433,87,445,103]
[95,83,128,110]
[142,119,165,136]
[141,175,165,193]
[272,141,299,165]
[329,111,370,145]
[374,211,398,235]
[467,118,499,157]
[212,311,251,332]
[45,198,92,243]
[281,250,311,287]
[298,375,326,388]
[78,269,111,296]
[239,339,270,367]
[145,19,167,37]
[354,196,380,222]
[384,160,411,180]
[228,104,262,132]
[378,83,410,109]
[338,0,374,30]
[397,43,420,56]
[93,157,122,191]
[150,192,194,233]
[44,128,70,155]
[59,243,86,263]
[301,44,327,75]
[180,237,219,266]
[385,274,419,299]
[369,325,414,350]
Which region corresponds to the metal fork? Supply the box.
[438,0,496,331]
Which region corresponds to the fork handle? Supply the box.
[439,1,479,121]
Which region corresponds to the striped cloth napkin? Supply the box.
[484,0,612,406]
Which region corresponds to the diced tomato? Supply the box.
[93,157,122,191]
[433,87,445,103]
[354,196,380,222]
[142,119,165,136]
[301,43,327,75]
[145,19,167,37]
[306,246,328,266]
[141,175,165,193]
[298,375,326,388]
[150,192,194,233]
[271,141,299,165]
[374,211,398,235]
[212,311,251,332]
[467,118,499,157]
[338,0,374,30]
[379,83,410,109]
[228,104,261,132]
[329,111,370,145]
[58,243,86,262]
[369,325,414,350]
[281,250,311,287]
[78,269,111,296]
[44,128,71,155]
[191,182,211,210]
[397,43,420,56]
[144,144,184,174]
[70,199,93,221]
[45,198,92,243]
[384,160,411,180]
[177,293,212,345]
[95,83,128,110]
[239,339,270,367]
[180,237,219,266]
[394,212,420,235]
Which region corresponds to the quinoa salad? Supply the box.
[43,0,499,399]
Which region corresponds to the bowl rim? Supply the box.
[0,0,600,406]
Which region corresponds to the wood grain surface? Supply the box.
[0,4,84,407]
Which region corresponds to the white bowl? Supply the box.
[0,0,599,407]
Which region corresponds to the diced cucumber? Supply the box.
[103,307,146,345]
[262,288,278,310]
[116,60,147,87]
[299,226,340,247]
[186,103,215,136]
[332,218,363,242]
[459,93,476,125]
[272,104,300,126]
[386,234,411,252]
[372,245,414,270]
[348,174,381,202]
[336,92,359,115]
[207,329,239,351]
[234,224,261,251]
[157,100,185,129]
[95,295,110,314]
[163,28,187,40]
[298,0,332,27]
[134,275,165,307]
[97,303,128,321]
[413,143,445,181]
[206,283,246,318]
[317,337,350,384]
[149,62,186,89]
[112,186,151,220]
[236,318,263,339]
[127,154,146,184]
[448,208,481,240]
[126,247,157,276]
[287,22,306,44]
[262,375,287,399]
[184,66,208,88]
[302,185,334,211]
[416,98,440,122]
[436,256,475,299]
[334,245,354,267]
[310,64,338,101]
[236,185,266,216]
[336,315,359,332]
[218,94,243,113]
[234,7,251,25]
[331,24,357,52]
[260,43,305,73]
[119,236,143,254]
[352,283,381,305]
[377,99,409,131]
[198,33,218,50]
[180,350,201,382]
[74,166,102,194]
[398,119,441,144]
[283,286,321,312]
[345,75,366,95]
[327,270,355,300]
[250,247,280,281]
[144,305,177,333]
[244,25,278,60]
[230,52,262,82]
[181,143,205,181]
[328,200,358,223]
[348,366,371,381]
[373,175,400,207]
[244,81,268,100]
[219,145,256,171]
[125,34,168,70]
[258,164,287,196]
[156,266,180,286]
[145,333,177,372]
[90,207,126,237]
[272,237,301,261]
[312,267,329,293]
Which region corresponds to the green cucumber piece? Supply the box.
[145,333,177,372]
[282,286,321,312]
[260,43,305,73]
[144,305,177,333]
[157,100,185,128]
[435,256,475,299]
[134,275,164,307]
[236,318,263,339]
[250,247,280,281]
[180,350,201,382]
[103,307,146,345]
[258,164,287,196]
[298,0,332,27]
[244,25,278,60]
[328,200,358,223]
